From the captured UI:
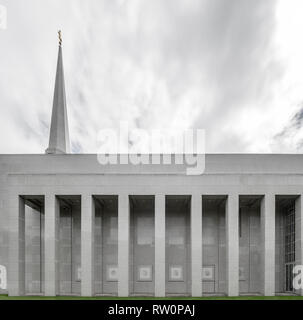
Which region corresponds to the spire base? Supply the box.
[45,147,67,155]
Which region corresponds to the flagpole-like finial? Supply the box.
[58,30,62,46]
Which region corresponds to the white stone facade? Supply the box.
[0,154,303,296]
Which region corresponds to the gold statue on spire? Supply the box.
[58,30,62,46]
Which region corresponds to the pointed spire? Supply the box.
[45,31,70,154]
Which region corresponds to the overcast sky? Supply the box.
[1,0,303,154]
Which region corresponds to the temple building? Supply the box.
[0,37,303,297]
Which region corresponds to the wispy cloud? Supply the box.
[272,103,303,152]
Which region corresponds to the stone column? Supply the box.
[118,194,129,297]
[44,194,59,296]
[261,194,275,296]
[226,193,239,296]
[191,194,202,296]
[9,195,25,296]
[155,194,166,297]
[295,195,303,296]
[81,194,95,296]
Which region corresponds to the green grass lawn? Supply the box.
[1,294,303,300]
